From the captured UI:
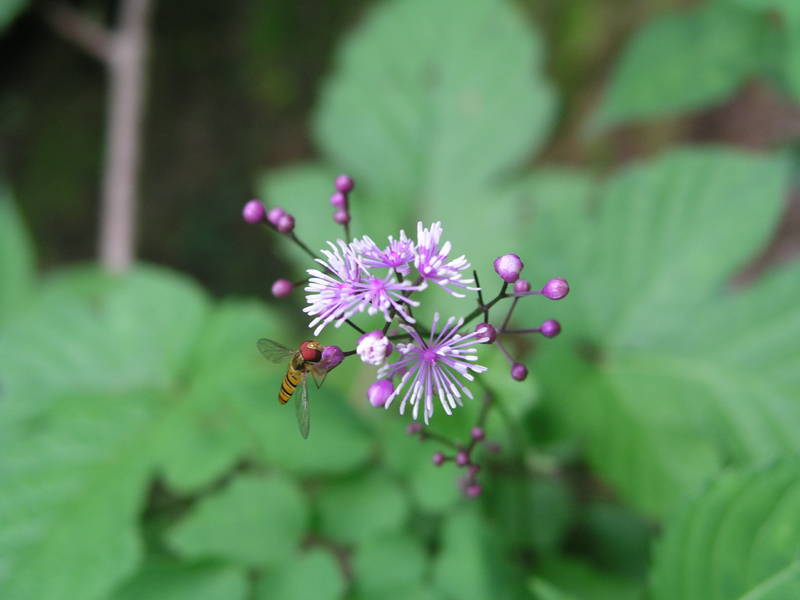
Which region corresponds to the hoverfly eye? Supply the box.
[299,340,323,363]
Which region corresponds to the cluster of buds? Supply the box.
[244,175,569,495]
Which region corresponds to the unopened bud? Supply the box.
[513,279,531,293]
[267,207,286,226]
[407,422,422,435]
[466,483,483,497]
[511,363,528,381]
[277,213,295,234]
[475,323,496,344]
[271,279,293,298]
[543,278,569,300]
[356,330,393,365]
[330,192,347,208]
[335,174,355,194]
[242,200,266,224]
[318,345,344,373]
[333,209,350,225]
[470,427,485,441]
[367,379,394,408]
[432,452,445,466]
[494,254,524,283]
[541,319,561,338]
[455,450,470,467]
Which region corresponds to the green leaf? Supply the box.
[0,267,213,600]
[109,560,248,600]
[0,266,292,600]
[651,460,800,600]
[317,471,410,544]
[166,474,309,567]
[0,0,29,32]
[433,505,491,600]
[154,299,284,493]
[255,549,346,600]
[352,534,427,597]
[532,557,644,600]
[521,148,796,515]
[313,0,557,232]
[0,186,35,327]
[593,2,773,129]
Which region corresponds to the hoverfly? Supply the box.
[257,339,327,439]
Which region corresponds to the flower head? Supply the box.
[304,241,422,335]
[413,222,476,296]
[353,233,416,276]
[378,313,489,424]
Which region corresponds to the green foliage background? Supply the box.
[3,0,800,598]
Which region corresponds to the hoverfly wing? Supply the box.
[296,372,311,439]
[309,363,328,390]
[257,338,296,363]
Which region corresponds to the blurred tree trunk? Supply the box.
[45,0,154,273]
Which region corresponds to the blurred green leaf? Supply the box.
[651,459,800,600]
[109,559,248,600]
[317,471,409,544]
[166,473,309,567]
[0,266,297,600]
[593,2,773,130]
[0,0,29,32]
[255,548,345,600]
[0,187,35,327]
[433,504,491,600]
[533,557,643,600]
[352,534,428,598]
[0,267,213,600]
[313,0,557,240]
[521,148,798,516]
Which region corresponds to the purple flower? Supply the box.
[353,233,416,277]
[378,313,489,424]
[304,241,422,335]
[413,222,476,297]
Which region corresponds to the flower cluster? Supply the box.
[244,174,569,495]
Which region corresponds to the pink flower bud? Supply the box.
[494,254,524,283]
[242,200,266,224]
[277,213,295,234]
[271,279,293,298]
[267,207,285,226]
[367,379,394,408]
[543,278,569,300]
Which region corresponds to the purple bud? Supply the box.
[271,279,294,298]
[330,192,347,208]
[470,427,485,441]
[511,363,528,381]
[277,213,295,234]
[541,319,561,338]
[432,452,445,466]
[466,484,483,497]
[335,174,354,194]
[455,450,470,467]
[333,209,350,225]
[513,279,531,293]
[494,254,524,283]
[267,207,286,226]
[407,422,422,435]
[242,200,266,224]
[475,323,496,344]
[543,278,569,300]
[318,345,344,373]
[367,379,394,408]
[468,463,481,477]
